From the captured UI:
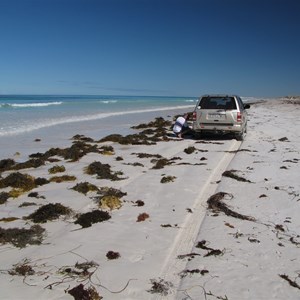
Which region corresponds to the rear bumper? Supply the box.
[193,123,243,134]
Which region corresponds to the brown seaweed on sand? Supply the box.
[222,170,252,182]
[74,210,111,228]
[207,192,256,221]
[25,203,72,223]
[0,225,45,248]
[85,161,125,181]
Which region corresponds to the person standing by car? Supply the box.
[173,113,192,138]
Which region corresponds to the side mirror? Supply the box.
[244,104,250,109]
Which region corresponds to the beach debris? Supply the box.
[48,165,66,174]
[151,158,174,169]
[147,278,173,296]
[0,172,36,191]
[72,134,95,143]
[0,158,15,172]
[99,195,122,210]
[0,217,19,222]
[25,203,72,223]
[106,251,121,260]
[35,177,50,186]
[85,161,125,181]
[28,191,45,199]
[222,170,252,182]
[99,145,115,155]
[124,162,144,167]
[72,182,99,195]
[177,253,201,260]
[19,202,37,207]
[68,284,102,300]
[97,186,127,198]
[137,212,149,222]
[74,210,111,228]
[49,175,77,183]
[279,274,300,290]
[133,200,144,207]
[0,225,45,248]
[133,152,162,159]
[207,192,256,221]
[0,192,9,204]
[160,176,176,183]
[115,156,124,161]
[179,268,209,278]
[184,146,196,154]
[278,137,289,142]
[195,240,223,257]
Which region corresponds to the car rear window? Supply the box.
[199,97,237,110]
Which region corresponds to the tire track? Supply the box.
[154,140,241,299]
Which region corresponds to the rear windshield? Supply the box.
[199,97,237,110]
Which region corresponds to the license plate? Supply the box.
[208,113,224,120]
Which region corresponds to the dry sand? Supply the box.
[0,98,299,300]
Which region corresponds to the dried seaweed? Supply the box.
[207,192,255,221]
[137,213,149,222]
[184,146,196,154]
[85,161,124,181]
[0,225,45,248]
[68,284,102,300]
[75,210,111,228]
[72,182,99,195]
[160,176,176,183]
[151,158,174,169]
[48,165,66,174]
[279,274,300,290]
[0,192,9,204]
[222,170,252,182]
[106,251,121,260]
[49,175,77,183]
[147,278,173,296]
[0,172,36,191]
[25,203,72,223]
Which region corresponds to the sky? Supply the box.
[0,0,299,97]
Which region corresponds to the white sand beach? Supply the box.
[0,98,299,300]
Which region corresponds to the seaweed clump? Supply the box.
[0,225,45,248]
[25,203,72,223]
[0,192,9,205]
[72,182,99,195]
[160,176,176,183]
[207,192,255,221]
[48,165,66,174]
[49,175,77,183]
[0,172,36,191]
[184,146,196,154]
[151,158,174,169]
[147,278,173,296]
[68,284,102,300]
[75,210,111,228]
[85,161,124,181]
[222,170,252,182]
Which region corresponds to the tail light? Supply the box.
[237,112,242,122]
[192,111,197,121]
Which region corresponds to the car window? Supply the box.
[199,97,236,110]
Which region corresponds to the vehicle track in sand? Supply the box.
[155,139,242,300]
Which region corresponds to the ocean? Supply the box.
[0,95,197,159]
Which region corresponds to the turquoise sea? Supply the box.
[0,95,197,137]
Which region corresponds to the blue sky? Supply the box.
[0,0,299,97]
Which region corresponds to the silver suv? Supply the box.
[192,94,250,140]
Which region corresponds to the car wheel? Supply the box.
[236,128,245,141]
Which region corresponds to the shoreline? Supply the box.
[0,98,299,299]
